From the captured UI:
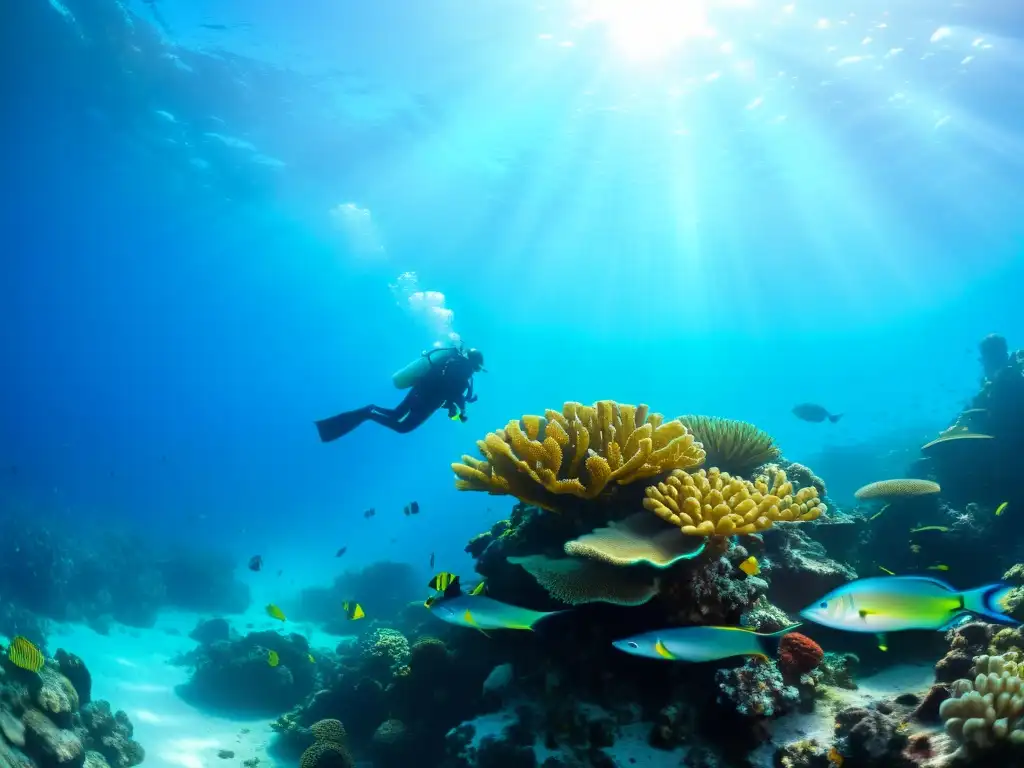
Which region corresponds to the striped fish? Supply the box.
[7,636,44,672]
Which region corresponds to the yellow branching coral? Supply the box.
[452,401,706,511]
[643,467,824,537]
[677,415,780,477]
[854,479,940,500]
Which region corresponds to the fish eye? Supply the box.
[819,602,827,609]
[628,642,639,649]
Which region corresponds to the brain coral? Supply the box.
[677,415,780,477]
[939,653,1024,754]
[300,719,354,768]
[643,467,824,537]
[452,401,706,511]
[853,479,941,500]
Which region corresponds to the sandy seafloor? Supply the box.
[45,610,938,768]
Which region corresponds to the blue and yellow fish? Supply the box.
[800,576,1014,646]
[425,573,561,631]
[342,601,365,620]
[265,604,286,622]
[612,625,799,662]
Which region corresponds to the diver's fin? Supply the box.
[315,408,371,443]
[961,583,1016,624]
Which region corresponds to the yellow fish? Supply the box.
[869,504,890,521]
[265,604,286,622]
[6,636,44,673]
[308,654,315,663]
[738,556,760,576]
[996,502,1009,517]
[267,650,279,667]
[878,566,896,575]
[469,581,486,596]
[928,564,950,572]
[910,526,949,534]
[342,601,365,620]
[429,572,459,592]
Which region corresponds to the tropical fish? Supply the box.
[308,654,315,663]
[878,566,896,575]
[429,595,562,631]
[426,577,563,631]
[910,526,949,534]
[429,572,459,592]
[267,650,279,667]
[404,501,420,516]
[928,564,950,572]
[6,636,44,672]
[342,601,365,620]
[335,547,347,558]
[738,556,760,577]
[469,581,486,596]
[248,555,263,572]
[869,505,889,522]
[265,604,286,622]
[799,576,1014,649]
[363,508,375,519]
[996,502,1009,517]
[792,403,842,423]
[612,625,800,662]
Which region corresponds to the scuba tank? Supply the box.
[392,346,462,389]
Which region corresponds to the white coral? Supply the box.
[938,653,1024,754]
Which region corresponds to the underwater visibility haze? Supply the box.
[4,0,1024,766]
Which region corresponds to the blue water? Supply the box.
[3,0,1024,605]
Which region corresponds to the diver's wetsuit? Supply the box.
[315,351,478,442]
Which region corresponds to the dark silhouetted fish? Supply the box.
[364,508,375,519]
[335,547,347,557]
[404,501,420,516]
[248,555,263,572]
[792,403,842,423]
[430,552,435,569]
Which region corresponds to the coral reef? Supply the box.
[643,467,824,536]
[452,401,705,510]
[0,646,143,768]
[299,719,354,768]
[675,415,780,477]
[175,630,317,713]
[716,658,798,718]
[0,521,249,628]
[939,653,1024,758]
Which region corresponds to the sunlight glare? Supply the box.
[576,0,715,60]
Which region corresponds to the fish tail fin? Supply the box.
[755,623,803,657]
[962,583,1016,624]
[531,609,570,630]
[828,413,843,423]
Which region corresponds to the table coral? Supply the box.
[452,400,706,511]
[644,466,824,537]
[854,479,941,500]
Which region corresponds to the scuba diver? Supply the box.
[314,346,485,442]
